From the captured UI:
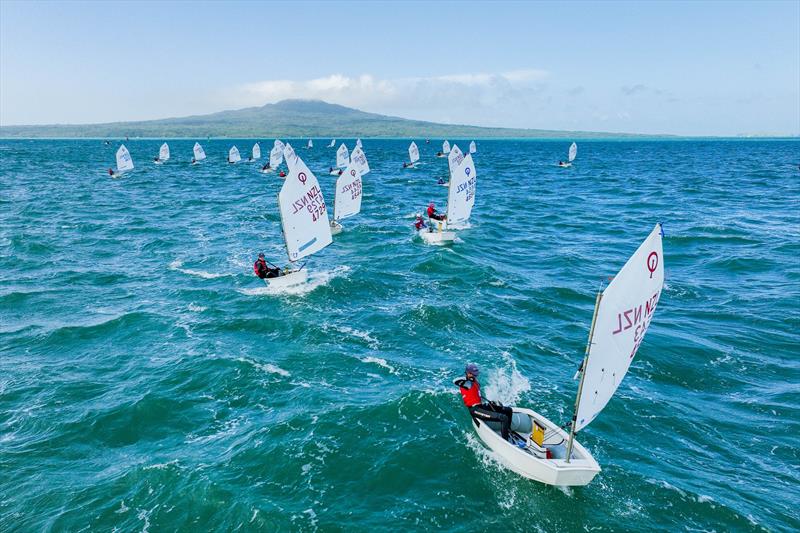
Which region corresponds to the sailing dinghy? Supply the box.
[328,139,336,148]
[192,142,206,164]
[421,145,476,244]
[437,140,451,158]
[267,147,333,287]
[111,144,134,178]
[406,141,420,168]
[331,144,349,175]
[330,164,362,235]
[155,143,170,164]
[466,224,665,486]
[350,146,370,176]
[228,146,241,164]
[559,142,577,167]
[469,140,477,154]
[307,139,313,149]
[251,143,261,161]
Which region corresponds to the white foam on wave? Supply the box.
[482,351,531,406]
[361,356,396,374]
[325,324,380,349]
[169,259,229,279]
[238,266,350,297]
[237,356,291,377]
[187,303,207,312]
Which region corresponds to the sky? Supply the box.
[1,0,798,136]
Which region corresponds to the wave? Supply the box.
[238,266,350,297]
[169,259,230,279]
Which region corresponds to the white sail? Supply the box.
[274,139,285,152]
[269,145,283,168]
[252,143,261,160]
[469,140,477,154]
[193,142,206,161]
[116,144,134,172]
[336,144,349,168]
[574,223,665,432]
[446,152,476,225]
[283,143,297,171]
[278,153,332,261]
[328,139,336,148]
[408,141,419,163]
[350,145,370,175]
[355,138,362,148]
[333,165,363,221]
[307,139,313,149]
[228,146,241,163]
[159,143,170,161]
[443,140,451,154]
[568,142,577,162]
[448,144,464,174]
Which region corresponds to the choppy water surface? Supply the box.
[1,139,798,531]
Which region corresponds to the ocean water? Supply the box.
[1,138,798,532]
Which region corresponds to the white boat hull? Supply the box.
[330,221,343,235]
[471,406,600,486]
[558,163,572,168]
[261,168,275,174]
[329,169,342,176]
[263,268,308,288]
[420,228,455,244]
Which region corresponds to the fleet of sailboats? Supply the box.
[99,136,668,489]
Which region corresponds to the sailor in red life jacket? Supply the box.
[279,170,286,178]
[253,253,280,279]
[414,213,427,231]
[454,363,513,440]
[427,202,446,221]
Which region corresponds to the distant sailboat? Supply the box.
[559,142,577,168]
[421,144,476,244]
[355,138,363,149]
[330,164,363,235]
[350,145,370,176]
[406,141,419,168]
[154,142,170,164]
[307,139,313,149]
[263,142,283,174]
[192,142,206,164]
[111,144,134,178]
[228,146,241,164]
[328,139,336,148]
[469,140,477,154]
[437,140,451,158]
[331,144,349,175]
[266,147,333,287]
[462,224,665,486]
[252,142,261,161]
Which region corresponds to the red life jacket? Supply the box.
[459,379,481,407]
[254,259,267,277]
[427,205,435,217]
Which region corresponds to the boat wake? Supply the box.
[482,351,531,406]
[169,259,230,279]
[238,265,351,297]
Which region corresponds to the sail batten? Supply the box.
[574,223,664,432]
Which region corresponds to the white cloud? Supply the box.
[225,69,550,126]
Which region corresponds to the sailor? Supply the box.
[253,253,280,279]
[403,162,409,169]
[262,163,271,171]
[108,168,114,176]
[427,202,446,221]
[414,214,427,230]
[437,177,446,185]
[558,160,566,167]
[279,170,286,178]
[455,364,513,441]
[436,151,443,157]
[191,158,196,164]
[154,157,160,163]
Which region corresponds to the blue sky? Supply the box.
[1,0,798,135]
